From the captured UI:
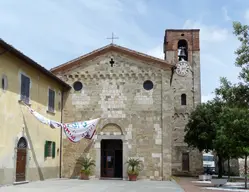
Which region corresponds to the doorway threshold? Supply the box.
[13,180,29,185]
[100,177,123,180]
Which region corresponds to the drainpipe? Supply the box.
[161,74,164,180]
[59,90,64,178]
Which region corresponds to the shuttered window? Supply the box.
[20,74,30,104]
[44,141,56,158]
[48,89,55,112]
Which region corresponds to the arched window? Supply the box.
[178,40,188,61]
[181,94,187,105]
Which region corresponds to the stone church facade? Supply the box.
[51,29,203,180]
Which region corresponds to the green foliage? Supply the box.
[184,100,222,152]
[77,156,95,176]
[185,76,249,178]
[233,21,249,82]
[126,158,143,176]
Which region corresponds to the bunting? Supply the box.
[23,103,100,143]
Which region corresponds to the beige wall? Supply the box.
[0,48,63,185]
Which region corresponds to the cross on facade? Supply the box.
[109,58,115,67]
[107,32,119,44]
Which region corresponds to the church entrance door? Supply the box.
[101,139,123,179]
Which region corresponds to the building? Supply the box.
[0,39,70,185]
[51,29,203,180]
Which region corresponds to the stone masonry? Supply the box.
[51,29,203,180]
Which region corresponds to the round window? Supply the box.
[143,80,153,91]
[73,81,83,91]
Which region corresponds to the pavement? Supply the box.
[0,178,184,192]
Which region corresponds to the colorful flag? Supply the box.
[22,102,99,142]
[63,118,100,143]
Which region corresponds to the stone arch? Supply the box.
[100,123,123,135]
[15,132,30,149]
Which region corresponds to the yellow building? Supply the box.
[0,39,70,185]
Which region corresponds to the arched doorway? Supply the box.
[101,139,123,179]
[15,137,27,182]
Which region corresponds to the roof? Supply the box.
[0,39,71,90]
[50,43,173,73]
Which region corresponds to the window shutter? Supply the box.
[52,142,56,158]
[52,91,55,110]
[21,74,30,103]
[25,77,30,101]
[44,141,49,158]
[48,89,55,111]
[21,74,26,100]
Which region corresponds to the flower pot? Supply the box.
[128,174,137,181]
[80,172,89,180]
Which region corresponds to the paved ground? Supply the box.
[177,177,236,192]
[0,179,184,192]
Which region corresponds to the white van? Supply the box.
[203,152,215,174]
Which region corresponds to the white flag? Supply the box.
[63,118,100,143]
[23,102,100,142]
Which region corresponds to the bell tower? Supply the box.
[164,29,202,176]
[164,29,201,105]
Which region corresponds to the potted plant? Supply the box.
[126,158,143,181]
[78,156,95,180]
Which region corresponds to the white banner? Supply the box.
[24,103,99,143]
[63,118,100,142]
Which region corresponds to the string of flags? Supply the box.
[22,102,100,143]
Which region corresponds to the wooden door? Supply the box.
[102,150,115,177]
[16,137,27,182]
[182,152,189,171]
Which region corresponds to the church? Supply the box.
[51,29,203,180]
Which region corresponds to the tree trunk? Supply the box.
[245,155,248,189]
[228,158,230,180]
[218,154,223,178]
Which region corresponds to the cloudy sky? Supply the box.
[0,0,247,102]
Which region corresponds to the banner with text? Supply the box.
[24,104,99,143]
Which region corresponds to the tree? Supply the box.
[233,21,249,82]
[184,99,226,178]
[216,77,249,188]
[219,107,249,188]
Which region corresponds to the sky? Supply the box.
[0,0,248,102]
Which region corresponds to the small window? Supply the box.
[20,74,30,104]
[1,75,7,91]
[181,94,187,105]
[73,81,83,91]
[143,80,153,91]
[182,152,189,171]
[48,89,55,112]
[44,141,56,158]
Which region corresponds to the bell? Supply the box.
[178,47,186,58]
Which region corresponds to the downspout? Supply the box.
[161,73,163,180]
[59,89,64,178]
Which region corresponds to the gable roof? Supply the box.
[0,39,71,90]
[50,43,173,73]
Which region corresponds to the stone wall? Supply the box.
[56,47,202,179]
[164,29,203,176]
